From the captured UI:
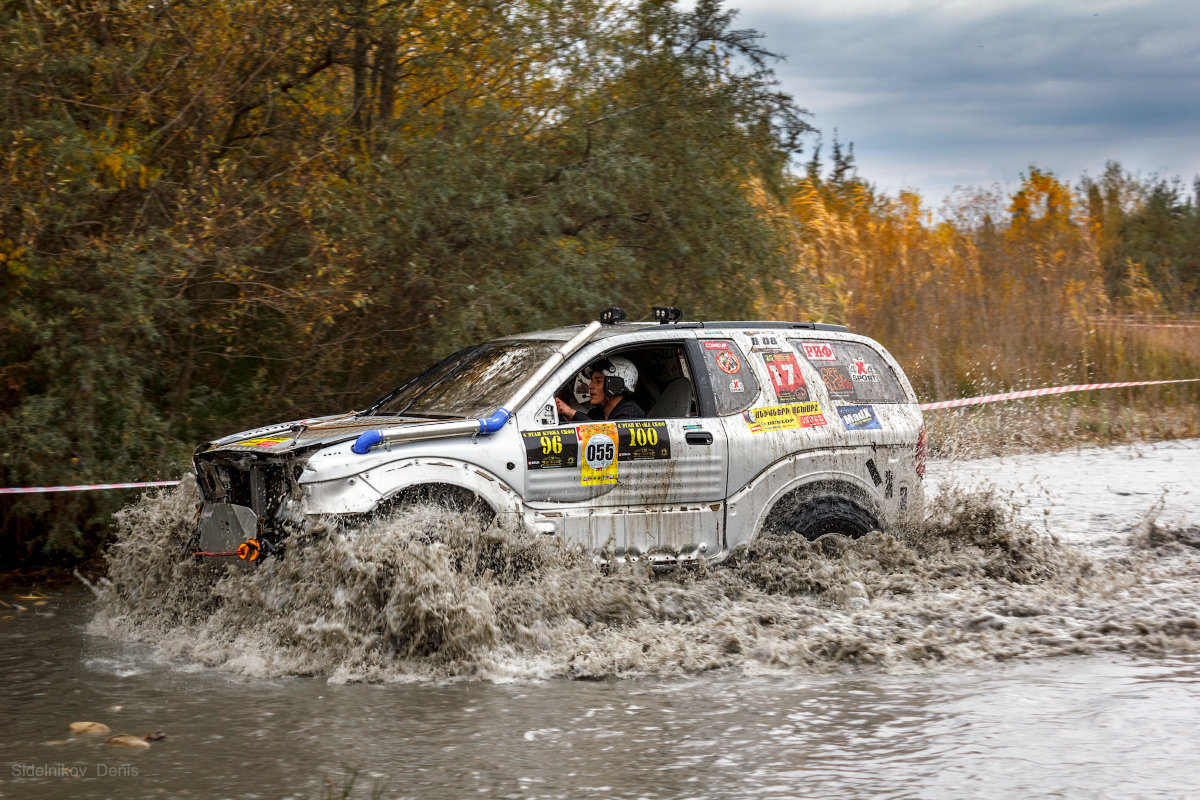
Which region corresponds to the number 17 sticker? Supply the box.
[763,352,809,402]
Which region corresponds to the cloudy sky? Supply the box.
[729,0,1200,205]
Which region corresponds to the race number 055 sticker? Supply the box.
[762,352,808,402]
[578,423,618,486]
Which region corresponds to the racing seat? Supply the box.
[648,376,695,418]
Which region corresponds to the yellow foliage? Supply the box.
[762,169,1132,400]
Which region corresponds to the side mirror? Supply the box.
[535,400,558,427]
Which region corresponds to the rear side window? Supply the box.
[698,340,759,415]
[792,339,908,404]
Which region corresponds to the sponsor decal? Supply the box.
[742,401,827,433]
[749,333,782,350]
[714,350,741,374]
[237,435,293,448]
[522,426,579,470]
[616,420,671,461]
[578,423,619,485]
[838,404,882,431]
[849,358,879,382]
[800,342,836,361]
[729,379,745,393]
[525,421,670,471]
[763,352,808,402]
[703,341,730,350]
[819,364,855,397]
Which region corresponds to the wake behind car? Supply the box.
[193,307,925,567]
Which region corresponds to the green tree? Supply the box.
[0,0,810,566]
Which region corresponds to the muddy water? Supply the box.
[3,440,1200,799]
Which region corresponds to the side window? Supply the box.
[697,340,759,415]
[552,343,700,420]
[791,339,907,403]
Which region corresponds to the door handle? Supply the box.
[685,431,713,446]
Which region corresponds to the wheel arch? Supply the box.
[726,456,885,549]
[758,478,883,541]
[371,460,522,516]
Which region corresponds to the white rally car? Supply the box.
[192,308,925,567]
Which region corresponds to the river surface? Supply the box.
[2,439,1199,799]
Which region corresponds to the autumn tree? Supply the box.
[0,0,809,564]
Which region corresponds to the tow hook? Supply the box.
[236,538,263,561]
[194,537,277,561]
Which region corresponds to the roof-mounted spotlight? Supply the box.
[652,306,683,324]
[600,307,627,325]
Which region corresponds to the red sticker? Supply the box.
[715,351,741,374]
[763,352,808,403]
[801,342,836,361]
[703,341,730,350]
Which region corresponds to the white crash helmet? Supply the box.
[589,356,638,398]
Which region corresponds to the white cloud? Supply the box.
[726,0,1200,201]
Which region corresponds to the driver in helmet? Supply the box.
[555,356,646,422]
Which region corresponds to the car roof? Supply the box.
[506,320,850,342]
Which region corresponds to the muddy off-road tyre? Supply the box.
[762,485,880,541]
[380,484,496,525]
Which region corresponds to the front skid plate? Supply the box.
[198,502,258,554]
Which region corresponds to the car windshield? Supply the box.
[368,340,559,419]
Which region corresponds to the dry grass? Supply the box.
[758,172,1200,455]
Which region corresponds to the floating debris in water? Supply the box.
[88,479,1200,682]
[105,734,151,748]
[69,721,111,734]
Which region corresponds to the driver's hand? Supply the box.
[554,397,574,420]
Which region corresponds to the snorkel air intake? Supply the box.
[351,321,602,454]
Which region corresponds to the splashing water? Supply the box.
[88,472,1200,683]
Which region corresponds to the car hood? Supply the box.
[199,413,462,456]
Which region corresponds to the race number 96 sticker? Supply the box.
[578,423,618,486]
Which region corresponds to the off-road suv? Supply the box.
[193,308,925,567]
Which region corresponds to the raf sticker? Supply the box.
[838,404,882,431]
[522,427,579,470]
[819,364,856,398]
[762,352,808,403]
[237,436,293,448]
[715,350,741,374]
[800,341,836,361]
[729,379,745,393]
[578,423,619,485]
[742,402,827,433]
[616,420,671,461]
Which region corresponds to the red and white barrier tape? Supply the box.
[919,378,1200,411]
[0,480,180,495]
[1,378,1196,493]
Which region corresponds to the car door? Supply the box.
[520,336,729,557]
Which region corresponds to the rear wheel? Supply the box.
[762,486,879,541]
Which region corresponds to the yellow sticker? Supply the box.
[238,435,293,448]
[577,423,618,486]
[742,401,827,433]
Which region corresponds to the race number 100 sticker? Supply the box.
[578,423,618,486]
